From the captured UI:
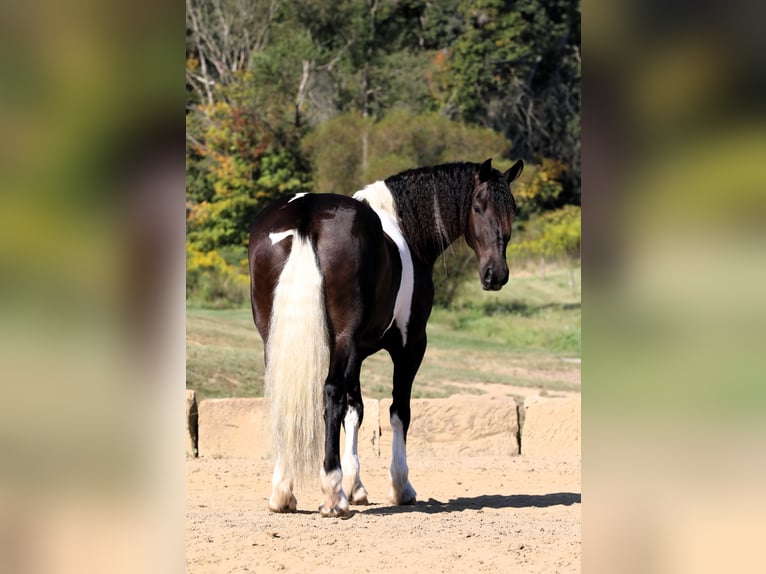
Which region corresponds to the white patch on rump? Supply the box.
[353,181,414,346]
[268,229,294,245]
[288,192,308,203]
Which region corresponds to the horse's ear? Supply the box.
[478,158,493,182]
[504,160,524,184]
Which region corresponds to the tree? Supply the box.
[186,72,313,305]
[186,0,279,107]
[302,108,511,195]
[184,0,582,307]
[446,0,580,202]
[187,97,311,244]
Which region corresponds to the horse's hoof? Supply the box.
[268,494,297,513]
[349,486,369,506]
[399,494,416,505]
[268,502,297,513]
[389,483,417,506]
[390,494,416,506]
[319,502,351,518]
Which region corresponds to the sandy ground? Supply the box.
[186,450,580,573]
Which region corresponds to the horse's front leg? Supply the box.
[388,335,426,505]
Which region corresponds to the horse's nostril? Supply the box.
[483,267,494,283]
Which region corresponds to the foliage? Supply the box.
[446,0,581,199]
[187,95,310,251]
[186,0,279,107]
[186,244,249,308]
[186,67,313,307]
[303,108,511,194]
[185,0,581,308]
[509,204,581,263]
[513,157,567,219]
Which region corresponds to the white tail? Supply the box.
[265,233,329,486]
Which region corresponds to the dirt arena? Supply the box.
[186,394,581,573]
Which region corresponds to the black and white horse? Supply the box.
[248,158,523,517]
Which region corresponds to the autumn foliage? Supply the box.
[186,0,581,307]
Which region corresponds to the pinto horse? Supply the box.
[248,158,523,517]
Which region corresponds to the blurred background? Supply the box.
[584,0,766,572]
[0,0,184,572]
[0,0,764,572]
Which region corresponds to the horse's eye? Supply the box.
[473,205,481,214]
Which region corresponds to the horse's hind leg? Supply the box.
[318,340,357,518]
[342,385,369,505]
[269,453,296,513]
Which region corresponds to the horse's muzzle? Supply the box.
[480,265,508,291]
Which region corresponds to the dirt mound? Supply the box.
[379,395,519,458]
[522,395,581,459]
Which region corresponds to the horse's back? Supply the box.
[248,193,400,346]
[249,193,381,244]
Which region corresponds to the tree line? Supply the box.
[186,0,580,307]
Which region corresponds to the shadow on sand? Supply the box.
[359,492,581,516]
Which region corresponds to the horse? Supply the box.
[248,157,523,517]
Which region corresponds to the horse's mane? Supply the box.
[383,162,478,262]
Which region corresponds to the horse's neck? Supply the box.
[386,165,475,264]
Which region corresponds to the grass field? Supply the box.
[186,266,580,402]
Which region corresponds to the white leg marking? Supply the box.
[268,229,295,245]
[353,182,414,346]
[319,468,350,518]
[341,408,369,505]
[389,413,417,505]
[268,454,296,513]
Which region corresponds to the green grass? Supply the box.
[186,266,581,402]
[186,308,266,399]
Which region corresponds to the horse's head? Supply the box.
[465,158,524,291]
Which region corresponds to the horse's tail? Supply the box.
[265,232,329,485]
